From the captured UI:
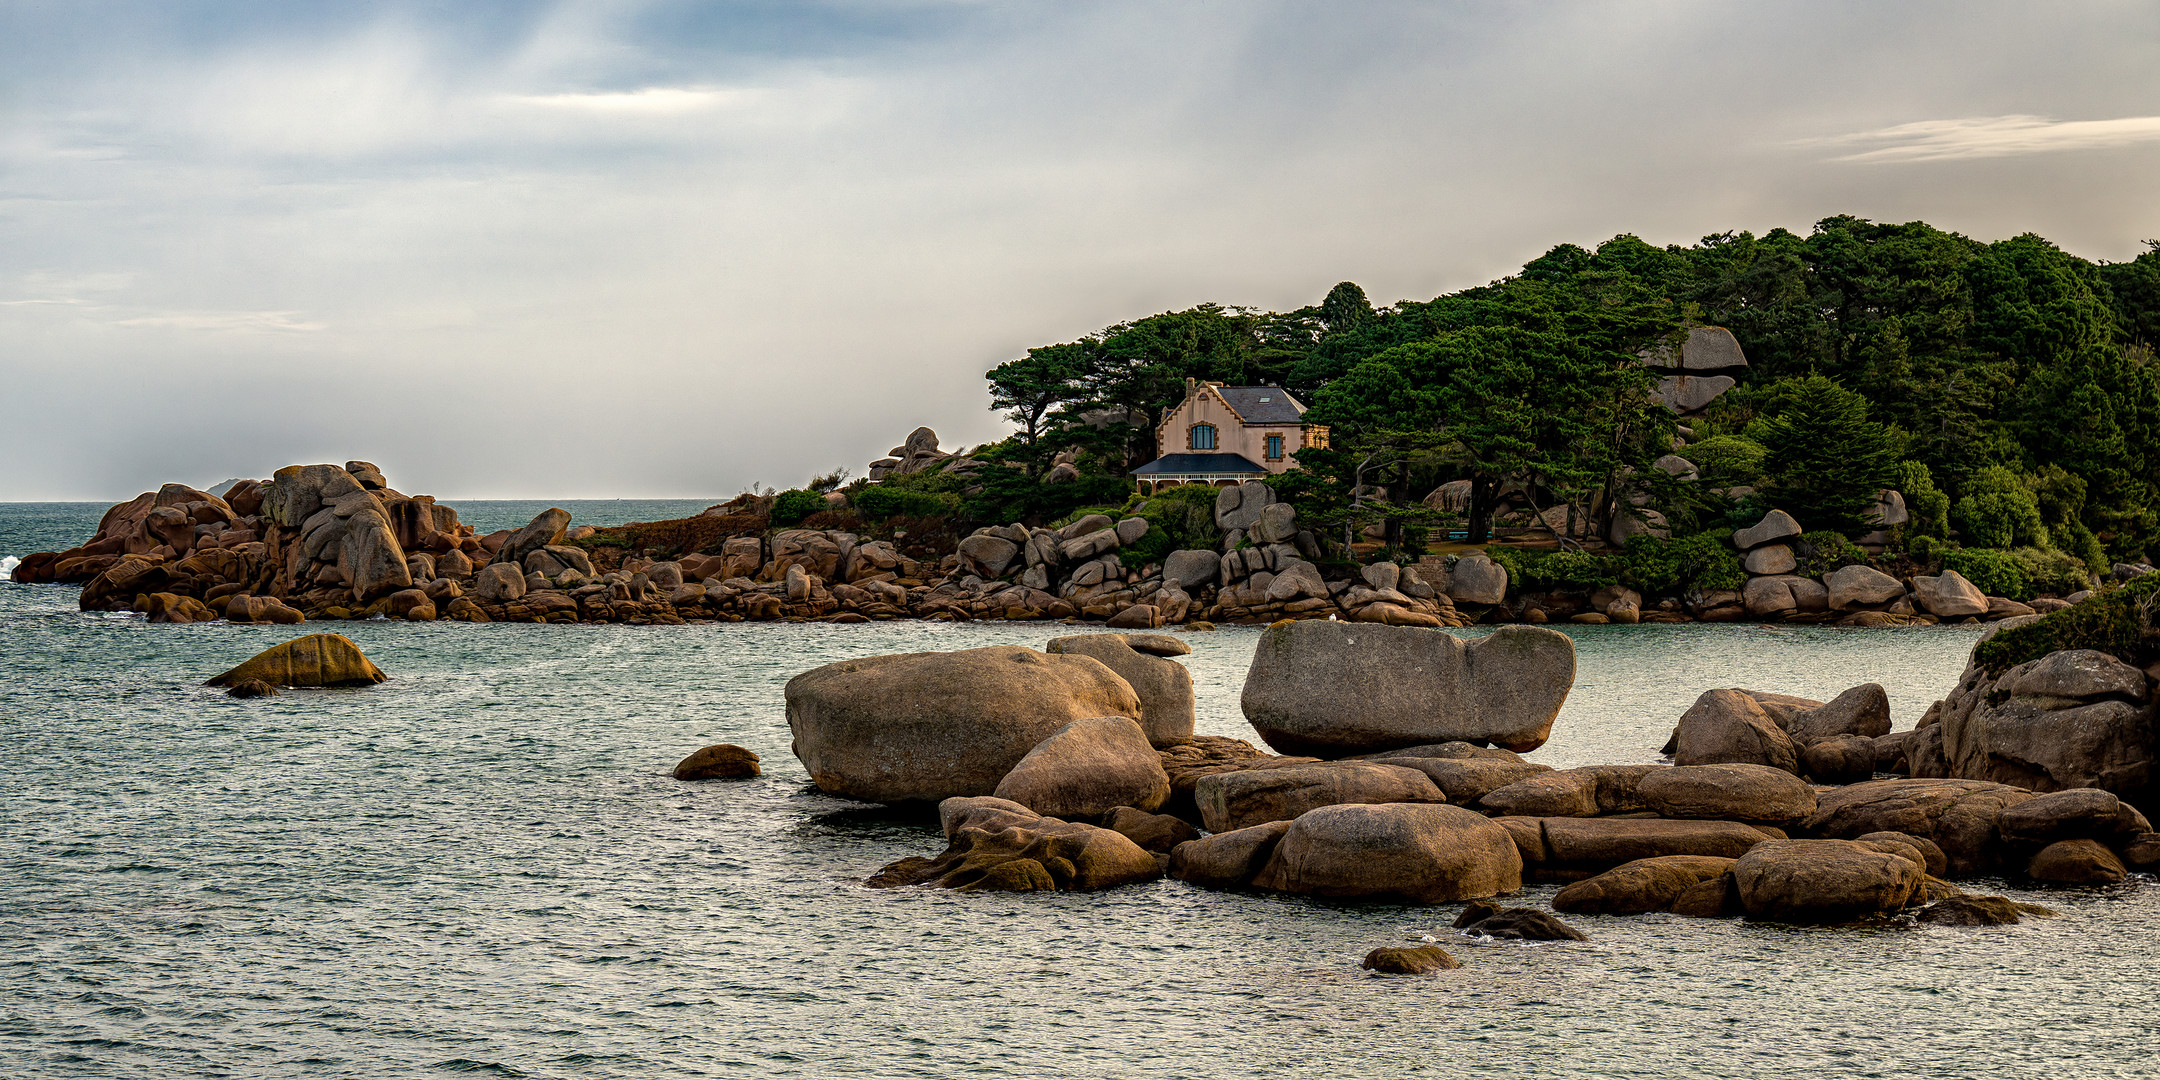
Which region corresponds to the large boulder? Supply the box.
[1240,621,1574,756]
[1805,778,2036,876]
[1249,803,1523,904]
[1789,683,1892,740]
[786,646,1143,803]
[1508,817,1769,873]
[1997,788,2148,845]
[1911,570,1988,618]
[1167,820,1293,889]
[204,633,386,688]
[1636,763,1818,824]
[1476,765,1663,818]
[1193,761,1444,834]
[1365,757,1553,805]
[1551,855,1738,915]
[1733,510,1801,550]
[1825,564,1907,610]
[2026,839,2127,884]
[1928,650,2157,802]
[992,716,1171,819]
[1673,689,1798,774]
[957,533,1022,578]
[1044,634,1196,746]
[867,797,1162,892]
[1732,839,1924,923]
[490,508,571,568]
[1214,481,1276,531]
[1162,549,1221,591]
[1446,555,1508,605]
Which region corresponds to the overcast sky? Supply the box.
[5,1,2159,501]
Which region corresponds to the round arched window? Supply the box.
[1189,423,1217,450]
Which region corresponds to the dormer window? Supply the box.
[1189,423,1217,451]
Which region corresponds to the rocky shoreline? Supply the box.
[7,458,2083,632]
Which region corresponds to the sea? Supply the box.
[2,500,2155,1079]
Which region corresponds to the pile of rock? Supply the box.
[1724,508,2047,626]
[1909,645,2158,811]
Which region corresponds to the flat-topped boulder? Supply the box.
[1637,763,1817,824]
[204,633,386,688]
[1733,839,1924,923]
[1805,778,2036,876]
[1733,510,1801,550]
[1505,816,1770,873]
[786,646,1142,803]
[1240,620,1574,756]
[1193,761,1444,834]
[1249,803,1522,904]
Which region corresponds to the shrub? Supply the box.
[769,489,826,527]
[1793,530,1865,579]
[1686,435,1767,483]
[1973,574,2160,674]
[2013,545,2093,596]
[1953,466,2046,549]
[852,485,961,520]
[1940,546,2029,600]
[1620,531,1746,594]
[1488,548,1621,591]
[1896,461,1951,542]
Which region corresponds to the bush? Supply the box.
[2013,545,2093,596]
[1488,548,1621,591]
[1685,435,1767,483]
[769,489,826,527]
[1953,466,2045,549]
[1940,546,2029,600]
[1619,531,1746,594]
[1793,530,1865,578]
[1973,574,2160,674]
[852,485,961,520]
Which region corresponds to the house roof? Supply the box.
[1131,452,1269,476]
[1214,386,1307,425]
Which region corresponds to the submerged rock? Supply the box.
[224,678,279,699]
[1551,856,1738,915]
[1453,907,1587,941]
[1361,945,1460,974]
[866,796,1161,892]
[204,633,387,688]
[1916,895,2058,926]
[673,744,761,781]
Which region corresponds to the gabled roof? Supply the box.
[1131,453,1269,476]
[1213,386,1307,425]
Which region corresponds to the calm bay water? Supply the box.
[3,502,2156,1078]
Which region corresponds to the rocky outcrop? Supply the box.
[203,633,387,688]
[1636,763,1818,824]
[1043,634,1196,746]
[867,796,1162,892]
[1249,803,1523,903]
[1503,817,1770,877]
[1167,820,1293,889]
[992,716,1172,819]
[1922,649,2158,804]
[785,646,1142,803]
[1805,778,2037,876]
[673,744,761,780]
[1240,620,1575,756]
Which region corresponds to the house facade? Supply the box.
[1130,379,1329,491]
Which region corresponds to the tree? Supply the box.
[1746,375,1902,536]
[986,343,1088,456]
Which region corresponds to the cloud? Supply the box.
[107,311,327,333]
[1814,114,2160,163]
[499,86,756,114]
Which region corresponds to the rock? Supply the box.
[1446,555,1508,605]
[1105,604,1162,630]
[1477,769,1601,817]
[1250,502,1298,544]
[1240,621,1574,756]
[1805,778,2036,876]
[1733,510,1802,550]
[1214,481,1276,531]
[1988,597,2037,619]
[1520,818,1770,871]
[2026,839,2126,884]
[868,797,1161,892]
[1250,803,1523,903]
[1043,634,1195,746]
[1911,570,1988,618]
[1636,763,1818,824]
[204,633,387,688]
[1790,683,1892,740]
[2005,649,2147,701]
[491,508,571,568]
[993,716,1171,819]
[1361,946,1460,974]
[1371,758,1552,805]
[225,678,279,699]
[1997,788,2145,844]
[958,534,1021,579]
[1162,549,1221,591]
[1657,374,1736,413]
[1825,565,1906,610]
[1551,855,1738,915]
[1362,561,1403,592]
[673,744,761,780]
[785,646,1143,803]
[1802,735,1879,785]
[1167,820,1293,889]
[1743,545,1798,576]
[1733,839,1924,923]
[1932,650,2157,801]
[473,563,527,602]
[1917,895,2056,926]
[1674,689,1798,773]
[1193,761,1445,834]
[1742,575,1804,617]
[1853,831,1947,877]
[1454,907,1587,941]
[1101,806,1199,853]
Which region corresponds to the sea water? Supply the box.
[3,502,2155,1078]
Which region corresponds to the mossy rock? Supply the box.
[204,633,387,688]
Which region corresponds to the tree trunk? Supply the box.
[1468,476,1495,545]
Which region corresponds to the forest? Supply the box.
[858,217,2160,598]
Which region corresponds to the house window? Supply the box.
[1189,423,1217,450]
[1265,434,1285,460]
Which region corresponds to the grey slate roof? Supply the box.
[1214,386,1306,424]
[1131,453,1268,475]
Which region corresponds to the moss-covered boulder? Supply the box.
[204,633,387,688]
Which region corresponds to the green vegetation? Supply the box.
[769,489,826,527]
[1973,574,2160,674]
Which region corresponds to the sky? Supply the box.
[5,1,2160,501]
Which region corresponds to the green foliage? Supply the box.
[1685,435,1767,483]
[1793,530,1865,578]
[1973,574,2160,674]
[852,485,961,520]
[1488,549,1622,591]
[1746,375,1903,535]
[1612,532,1748,594]
[1118,527,1177,569]
[1897,461,1951,542]
[1940,547,2029,600]
[2012,545,2093,596]
[1953,466,2046,549]
[769,489,825,527]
